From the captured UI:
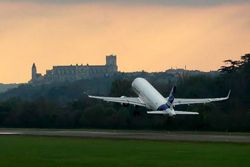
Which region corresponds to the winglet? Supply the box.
[227,90,231,99]
[88,95,102,99]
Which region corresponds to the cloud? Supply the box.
[2,0,250,6]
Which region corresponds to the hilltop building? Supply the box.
[31,63,44,82]
[30,55,118,84]
[30,54,218,85]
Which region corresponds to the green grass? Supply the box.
[0,136,250,167]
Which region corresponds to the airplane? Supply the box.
[89,77,230,117]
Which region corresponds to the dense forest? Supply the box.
[0,54,249,131]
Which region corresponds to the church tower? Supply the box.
[106,55,118,74]
[32,63,37,81]
[106,55,117,66]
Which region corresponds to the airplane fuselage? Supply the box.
[132,78,168,111]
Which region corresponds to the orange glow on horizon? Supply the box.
[0,2,250,83]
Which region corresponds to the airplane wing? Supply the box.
[88,95,147,107]
[168,90,231,106]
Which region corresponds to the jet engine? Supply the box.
[120,96,130,107]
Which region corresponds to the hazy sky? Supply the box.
[3,0,250,6]
[0,0,250,83]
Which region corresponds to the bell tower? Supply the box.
[32,63,37,81]
[106,55,118,74]
[106,55,117,66]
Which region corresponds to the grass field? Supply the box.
[0,136,250,167]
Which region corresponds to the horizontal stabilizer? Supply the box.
[147,111,167,114]
[147,110,199,115]
[174,111,199,115]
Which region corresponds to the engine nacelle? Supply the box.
[122,103,130,107]
[120,96,130,107]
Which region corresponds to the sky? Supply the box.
[0,0,250,83]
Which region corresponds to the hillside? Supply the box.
[0,83,19,93]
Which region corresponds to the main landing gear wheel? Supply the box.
[133,110,140,116]
[133,106,140,116]
[165,116,174,125]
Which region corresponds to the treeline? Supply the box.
[0,77,115,103]
[0,83,19,93]
[0,54,250,131]
[0,96,170,129]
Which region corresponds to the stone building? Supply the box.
[31,63,44,83]
[31,55,118,84]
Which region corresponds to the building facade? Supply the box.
[31,55,118,84]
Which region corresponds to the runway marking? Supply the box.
[50,131,117,135]
[87,131,118,135]
[0,132,22,135]
[210,135,245,139]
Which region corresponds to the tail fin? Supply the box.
[167,86,176,108]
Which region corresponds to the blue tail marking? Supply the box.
[157,85,176,111]
[166,86,176,108]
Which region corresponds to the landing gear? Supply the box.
[134,110,140,116]
[133,106,140,116]
[164,116,174,125]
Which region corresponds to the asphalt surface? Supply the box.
[1,130,250,143]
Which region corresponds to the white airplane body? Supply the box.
[89,77,230,117]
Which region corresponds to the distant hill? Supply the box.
[0,83,19,93]
[0,69,219,102]
[0,78,116,103]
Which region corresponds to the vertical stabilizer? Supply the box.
[166,86,176,108]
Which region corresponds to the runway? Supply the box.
[1,130,250,143]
